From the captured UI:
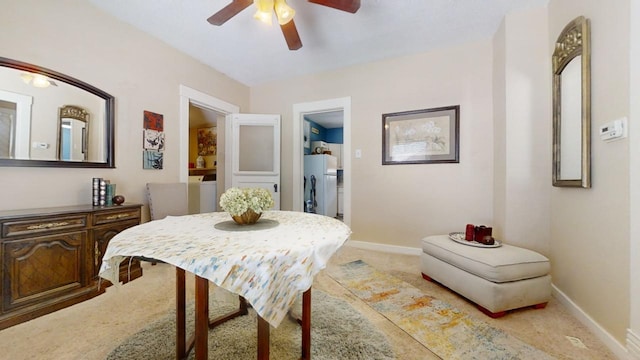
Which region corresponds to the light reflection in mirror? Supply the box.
[559,56,582,180]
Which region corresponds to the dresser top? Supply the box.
[0,204,142,219]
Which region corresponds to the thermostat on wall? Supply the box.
[599,117,627,142]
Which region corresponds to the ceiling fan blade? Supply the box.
[308,0,360,13]
[281,20,303,51]
[207,0,253,26]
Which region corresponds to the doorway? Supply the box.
[293,97,351,226]
[179,85,239,210]
[186,104,222,214]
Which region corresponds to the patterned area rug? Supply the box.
[106,288,394,360]
[328,260,555,360]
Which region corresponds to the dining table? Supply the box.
[99,210,351,360]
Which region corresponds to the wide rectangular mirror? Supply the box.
[0,57,114,168]
[552,16,591,188]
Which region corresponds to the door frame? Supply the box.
[179,85,239,184]
[293,97,351,226]
[0,89,32,159]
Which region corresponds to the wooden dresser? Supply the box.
[0,204,143,330]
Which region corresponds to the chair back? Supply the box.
[146,182,188,220]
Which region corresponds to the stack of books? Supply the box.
[92,178,116,206]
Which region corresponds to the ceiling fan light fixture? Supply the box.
[274,0,295,25]
[208,0,359,51]
[253,0,274,25]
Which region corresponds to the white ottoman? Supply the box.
[420,235,551,318]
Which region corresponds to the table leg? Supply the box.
[175,271,248,360]
[301,288,311,360]
[176,268,186,360]
[257,315,270,360]
[195,275,209,360]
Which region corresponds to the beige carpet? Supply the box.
[0,246,617,360]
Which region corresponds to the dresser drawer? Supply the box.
[93,207,141,226]
[1,215,88,238]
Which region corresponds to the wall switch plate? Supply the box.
[31,142,49,149]
[355,149,362,158]
[600,117,627,142]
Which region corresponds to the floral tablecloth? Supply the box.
[99,210,351,327]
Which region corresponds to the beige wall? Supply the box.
[630,0,640,354]
[549,0,631,343]
[251,41,495,248]
[493,19,508,253]
[0,0,249,219]
[493,8,551,255]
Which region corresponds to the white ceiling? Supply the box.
[88,0,548,87]
[305,110,344,129]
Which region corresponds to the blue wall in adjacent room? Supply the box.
[326,128,343,143]
[303,117,344,155]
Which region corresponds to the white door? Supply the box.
[225,114,281,209]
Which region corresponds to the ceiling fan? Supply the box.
[207,0,361,51]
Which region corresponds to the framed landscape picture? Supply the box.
[382,105,460,165]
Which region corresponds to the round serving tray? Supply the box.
[448,232,502,248]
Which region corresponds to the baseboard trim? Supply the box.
[628,329,640,359]
[552,285,630,359]
[345,240,422,256]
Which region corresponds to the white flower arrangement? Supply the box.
[219,187,274,216]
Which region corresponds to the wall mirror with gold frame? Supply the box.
[552,16,591,188]
[0,57,114,168]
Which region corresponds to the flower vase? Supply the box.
[196,156,205,169]
[231,208,262,225]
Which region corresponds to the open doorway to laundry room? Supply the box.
[186,105,223,214]
[304,111,344,220]
[293,97,351,226]
[179,85,239,214]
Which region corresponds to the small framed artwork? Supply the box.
[197,127,217,155]
[143,129,165,151]
[143,110,164,170]
[382,105,460,165]
[143,110,164,131]
[143,150,163,169]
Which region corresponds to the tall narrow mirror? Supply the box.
[552,16,591,188]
